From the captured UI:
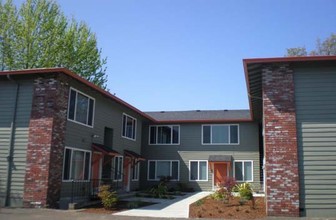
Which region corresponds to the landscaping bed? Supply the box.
[189,196,266,219]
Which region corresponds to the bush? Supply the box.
[235,182,253,202]
[211,187,228,201]
[195,199,204,206]
[149,182,168,198]
[97,185,118,209]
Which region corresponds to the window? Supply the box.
[122,114,136,140]
[149,125,180,145]
[189,160,208,181]
[63,147,91,181]
[234,160,253,182]
[147,160,179,181]
[202,124,239,144]
[68,88,95,127]
[131,162,140,181]
[114,156,123,181]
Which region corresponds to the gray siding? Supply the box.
[294,67,336,217]
[61,81,144,197]
[140,122,260,191]
[0,79,33,207]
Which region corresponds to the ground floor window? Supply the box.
[234,160,253,182]
[147,160,179,181]
[131,161,140,181]
[114,156,123,181]
[189,160,208,181]
[63,147,91,181]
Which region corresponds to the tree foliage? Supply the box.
[286,33,336,57]
[0,0,107,88]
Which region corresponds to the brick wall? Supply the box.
[23,75,68,208]
[262,64,300,217]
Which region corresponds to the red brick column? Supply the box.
[23,75,68,208]
[262,64,300,217]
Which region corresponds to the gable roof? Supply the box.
[0,68,157,122]
[243,56,336,121]
[145,110,251,123]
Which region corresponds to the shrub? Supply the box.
[215,177,237,202]
[97,185,118,209]
[149,182,168,198]
[211,187,228,201]
[235,182,253,200]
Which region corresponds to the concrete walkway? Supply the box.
[114,191,211,218]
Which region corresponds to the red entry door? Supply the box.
[214,163,227,186]
[91,152,102,188]
[123,157,131,192]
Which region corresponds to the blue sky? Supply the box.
[13,0,336,111]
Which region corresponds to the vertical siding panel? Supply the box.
[0,80,33,207]
[294,67,336,217]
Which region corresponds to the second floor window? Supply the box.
[122,114,136,140]
[68,88,95,127]
[149,125,180,145]
[202,124,239,144]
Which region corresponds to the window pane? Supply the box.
[199,161,207,180]
[132,163,139,180]
[88,99,94,126]
[114,157,123,180]
[126,116,133,138]
[171,161,178,180]
[149,161,156,179]
[84,152,90,180]
[212,125,228,143]
[122,115,127,137]
[158,126,171,144]
[71,151,84,180]
[235,162,243,181]
[132,119,136,139]
[190,162,198,180]
[63,149,72,180]
[156,161,170,178]
[150,127,156,144]
[75,93,89,124]
[172,126,179,144]
[230,125,238,144]
[68,90,76,120]
[203,126,211,143]
[244,162,252,181]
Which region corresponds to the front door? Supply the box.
[214,163,228,187]
[91,152,102,189]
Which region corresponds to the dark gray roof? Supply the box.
[144,110,251,121]
[208,155,232,162]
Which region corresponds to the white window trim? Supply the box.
[201,124,240,145]
[233,160,254,182]
[67,87,95,128]
[148,125,180,145]
[62,146,92,182]
[189,160,209,182]
[113,156,124,182]
[131,162,140,181]
[147,160,180,181]
[122,113,137,141]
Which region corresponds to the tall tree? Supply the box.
[0,0,107,88]
[286,33,336,57]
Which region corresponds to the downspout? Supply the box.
[5,74,20,207]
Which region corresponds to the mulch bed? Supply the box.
[189,196,266,219]
[81,201,155,214]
